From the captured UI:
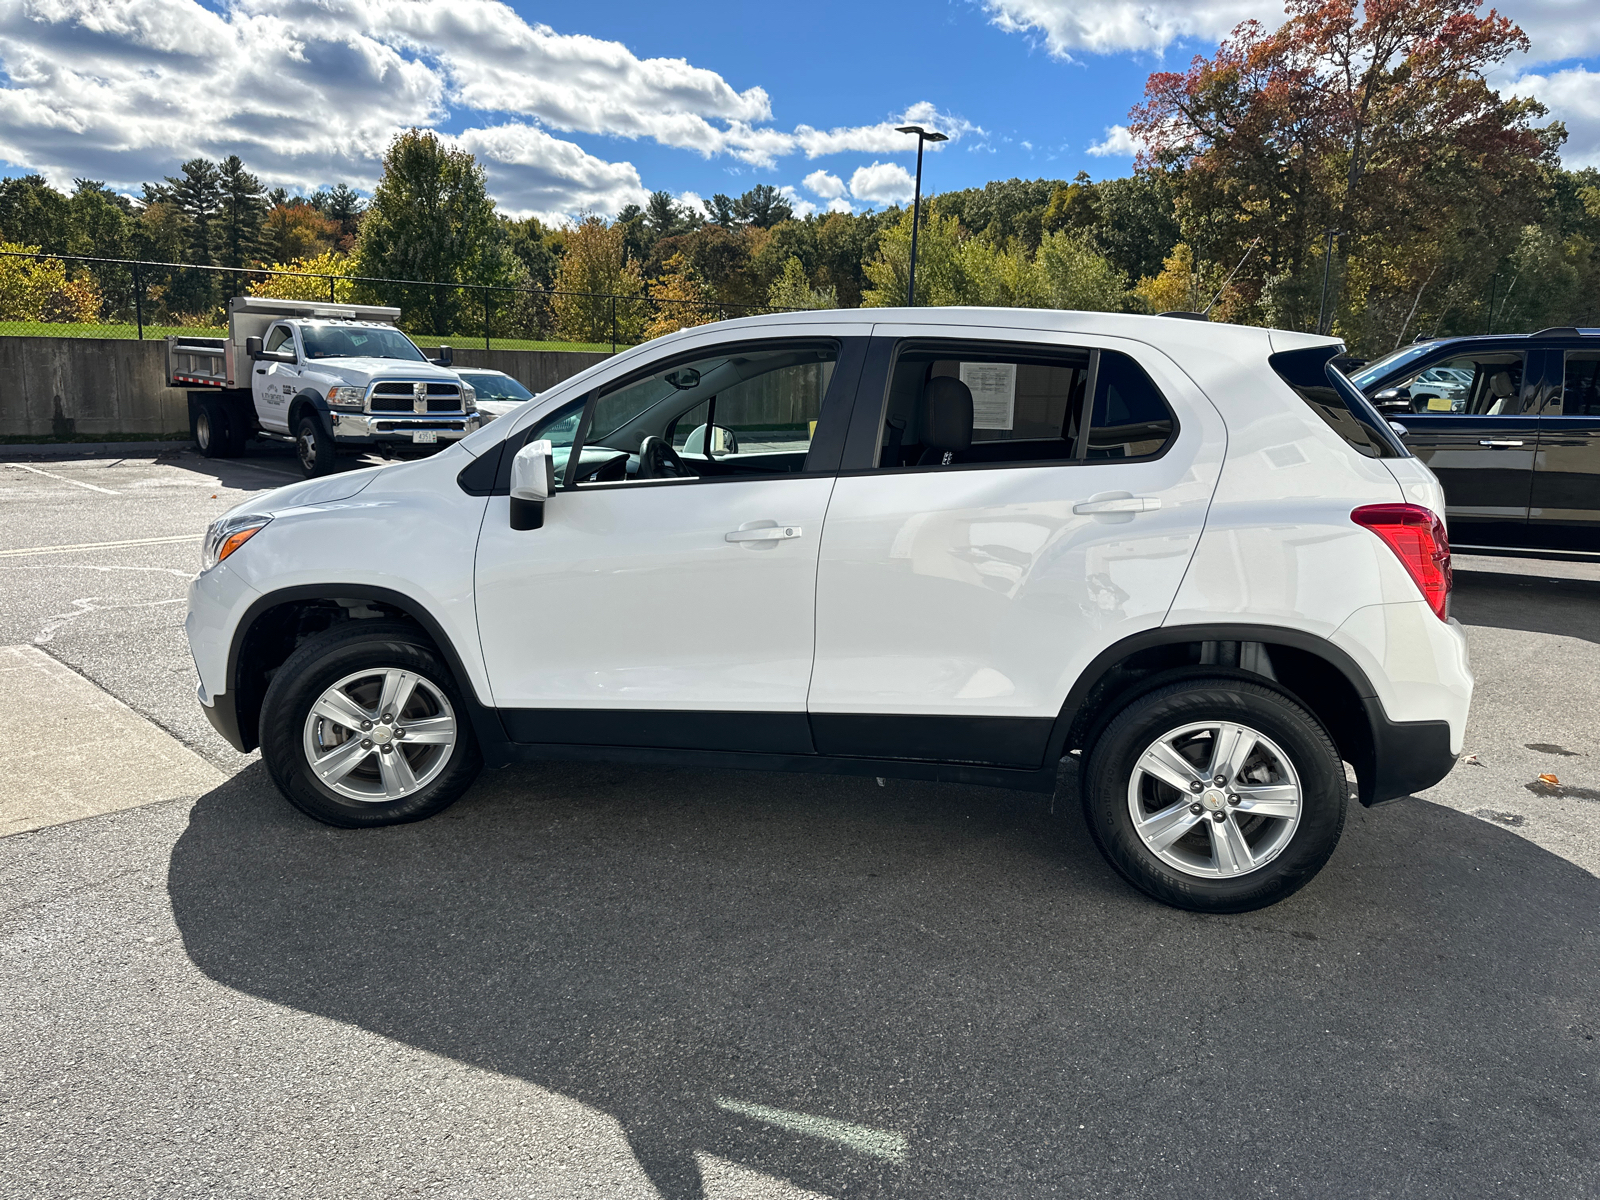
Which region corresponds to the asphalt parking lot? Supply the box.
[3,449,1599,1199]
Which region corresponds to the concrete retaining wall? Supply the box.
[0,337,613,440]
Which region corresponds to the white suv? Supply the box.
[186,308,1471,913]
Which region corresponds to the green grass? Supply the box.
[0,322,621,354]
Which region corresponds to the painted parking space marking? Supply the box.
[0,534,200,559]
[3,462,121,494]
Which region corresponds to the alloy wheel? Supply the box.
[301,667,458,802]
[1126,720,1302,878]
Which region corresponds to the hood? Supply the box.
[250,465,386,515]
[299,357,461,382]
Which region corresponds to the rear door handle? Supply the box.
[1478,439,1524,447]
[1073,497,1161,515]
[726,525,803,543]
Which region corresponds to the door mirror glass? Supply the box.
[509,439,554,530]
[680,423,740,457]
[245,336,264,359]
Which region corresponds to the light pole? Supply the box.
[1316,228,1341,335]
[895,124,948,307]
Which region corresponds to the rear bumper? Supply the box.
[1363,703,1457,804]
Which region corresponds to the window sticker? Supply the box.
[960,362,1016,431]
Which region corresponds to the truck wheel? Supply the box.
[221,406,251,457]
[194,398,234,458]
[258,622,483,828]
[295,414,335,477]
[1081,678,1347,914]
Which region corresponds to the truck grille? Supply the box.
[369,381,462,413]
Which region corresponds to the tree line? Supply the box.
[1,0,1597,355]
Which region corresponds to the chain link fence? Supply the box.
[0,250,774,352]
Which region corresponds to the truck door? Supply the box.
[251,323,300,432]
[1529,346,1600,551]
[1384,347,1541,549]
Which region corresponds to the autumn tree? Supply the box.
[551,215,644,345]
[1131,0,1559,345]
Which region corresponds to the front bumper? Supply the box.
[329,411,480,444]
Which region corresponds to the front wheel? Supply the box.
[295,415,336,477]
[1082,678,1347,913]
[259,622,482,828]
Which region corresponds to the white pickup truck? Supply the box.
[167,296,480,477]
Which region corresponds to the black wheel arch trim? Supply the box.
[288,391,332,436]
[1047,622,1456,806]
[217,583,506,756]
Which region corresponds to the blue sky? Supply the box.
[0,0,1595,224]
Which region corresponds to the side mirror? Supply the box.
[246,336,263,359]
[1370,388,1410,414]
[509,439,554,531]
[435,344,452,367]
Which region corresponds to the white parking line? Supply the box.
[0,534,200,559]
[3,462,121,495]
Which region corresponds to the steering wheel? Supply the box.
[637,435,697,480]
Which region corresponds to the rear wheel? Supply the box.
[259,622,482,828]
[295,414,335,477]
[1082,678,1347,913]
[194,398,234,458]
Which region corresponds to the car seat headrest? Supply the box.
[1490,371,1514,398]
[920,376,974,453]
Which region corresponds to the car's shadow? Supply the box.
[1453,568,1600,644]
[169,762,1600,1198]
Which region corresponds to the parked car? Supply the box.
[167,296,480,478]
[1350,327,1600,552]
[456,368,535,424]
[186,308,1470,914]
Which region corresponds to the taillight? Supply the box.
[1351,504,1451,620]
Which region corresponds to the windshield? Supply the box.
[462,372,533,402]
[1349,341,1439,390]
[301,324,427,362]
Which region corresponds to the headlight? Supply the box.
[327,386,365,409]
[461,383,477,411]
[202,513,271,571]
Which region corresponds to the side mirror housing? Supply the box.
[509,439,554,531]
[435,344,452,367]
[245,336,263,359]
[1371,388,1410,414]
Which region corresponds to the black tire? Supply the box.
[259,622,482,828]
[295,414,336,477]
[221,405,251,457]
[1081,678,1347,914]
[194,398,234,458]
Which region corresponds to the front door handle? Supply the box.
[1073,496,1161,515]
[1478,439,1524,447]
[726,525,802,543]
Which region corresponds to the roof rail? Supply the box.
[1159,310,1210,321]
[1412,333,1441,343]
[1532,327,1581,338]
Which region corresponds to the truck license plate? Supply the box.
[411,430,438,444]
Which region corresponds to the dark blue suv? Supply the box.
[1351,327,1600,553]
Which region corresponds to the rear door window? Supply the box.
[873,341,1176,470]
[1561,352,1600,415]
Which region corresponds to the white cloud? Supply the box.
[794,102,985,158]
[985,0,1600,61]
[803,169,847,199]
[849,161,916,205]
[453,125,645,221]
[984,0,1272,57]
[1086,124,1139,157]
[778,185,817,219]
[0,0,985,220]
[825,196,854,214]
[1510,65,1600,166]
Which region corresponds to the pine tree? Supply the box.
[215,155,269,269]
[163,159,222,265]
